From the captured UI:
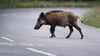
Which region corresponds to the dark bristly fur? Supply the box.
[34,10,84,39]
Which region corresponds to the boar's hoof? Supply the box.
[80,35,84,39]
[50,35,56,38]
[65,37,69,39]
[65,36,70,39]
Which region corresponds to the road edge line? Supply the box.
[0,37,14,42]
[26,48,56,56]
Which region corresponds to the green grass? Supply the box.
[82,7,100,28]
[15,1,95,8]
[0,1,99,8]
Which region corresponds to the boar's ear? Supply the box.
[40,12,45,17]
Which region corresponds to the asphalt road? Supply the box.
[0,8,100,56]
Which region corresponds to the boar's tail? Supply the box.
[77,16,83,23]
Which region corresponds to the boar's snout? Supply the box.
[34,23,42,30]
[34,25,40,30]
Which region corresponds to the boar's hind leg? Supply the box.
[66,25,73,39]
[50,25,56,38]
[72,23,84,39]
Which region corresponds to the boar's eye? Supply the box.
[39,19,45,24]
[41,20,45,24]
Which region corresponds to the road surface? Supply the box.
[0,8,100,56]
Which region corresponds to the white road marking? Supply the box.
[19,43,34,46]
[0,42,34,46]
[0,37,14,42]
[26,48,56,56]
[0,42,13,46]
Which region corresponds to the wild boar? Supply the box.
[34,10,84,39]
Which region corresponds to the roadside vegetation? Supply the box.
[0,0,99,8]
[82,7,100,28]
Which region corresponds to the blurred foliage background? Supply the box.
[0,0,99,8]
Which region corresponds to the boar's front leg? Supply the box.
[50,25,56,38]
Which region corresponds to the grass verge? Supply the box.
[82,7,100,28]
[0,1,99,8]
